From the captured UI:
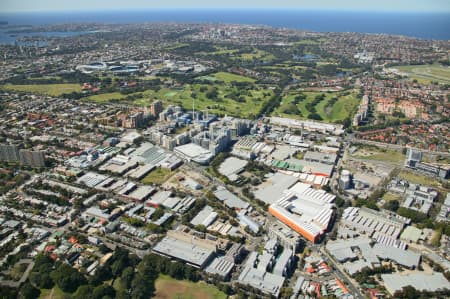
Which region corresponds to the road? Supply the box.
[348,136,450,157]
[320,247,365,299]
[0,259,35,288]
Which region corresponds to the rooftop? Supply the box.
[382,272,450,295]
[152,236,215,268]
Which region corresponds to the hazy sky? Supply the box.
[1,0,449,13]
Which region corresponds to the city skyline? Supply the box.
[1,0,450,13]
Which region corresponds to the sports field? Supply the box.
[392,64,450,84]
[152,275,226,299]
[1,83,81,96]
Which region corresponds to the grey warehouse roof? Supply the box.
[152,236,214,268]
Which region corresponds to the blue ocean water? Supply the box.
[0,9,449,41]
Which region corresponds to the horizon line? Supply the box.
[1,7,450,14]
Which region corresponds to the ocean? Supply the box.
[0,9,449,43]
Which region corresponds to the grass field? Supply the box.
[142,168,173,185]
[81,76,270,118]
[272,90,360,122]
[382,192,403,202]
[38,286,68,299]
[208,46,239,55]
[351,146,405,164]
[138,83,272,119]
[152,275,226,299]
[228,49,275,62]
[1,83,81,96]
[83,92,125,102]
[398,170,442,187]
[212,72,255,83]
[392,64,450,84]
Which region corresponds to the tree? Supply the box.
[394,285,419,299]
[130,274,155,299]
[88,265,112,286]
[92,284,115,299]
[120,267,135,290]
[383,200,400,212]
[72,285,94,299]
[50,263,87,293]
[308,112,323,120]
[18,281,40,299]
[29,254,54,289]
[169,262,185,279]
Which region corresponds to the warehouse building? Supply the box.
[341,207,410,239]
[190,205,218,227]
[214,187,249,210]
[174,143,214,164]
[152,236,215,269]
[254,172,298,205]
[382,272,450,295]
[268,182,335,243]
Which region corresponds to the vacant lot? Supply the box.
[1,83,81,96]
[142,168,173,185]
[153,275,226,299]
[382,192,403,202]
[398,170,442,188]
[351,146,405,164]
[393,64,450,84]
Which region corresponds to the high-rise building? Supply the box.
[19,149,46,168]
[150,100,163,117]
[121,111,144,128]
[0,144,20,162]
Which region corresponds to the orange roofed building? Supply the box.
[268,182,335,243]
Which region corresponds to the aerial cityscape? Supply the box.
[0,1,449,298]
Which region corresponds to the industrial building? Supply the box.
[0,144,20,162]
[268,182,335,243]
[326,235,421,271]
[269,117,344,135]
[237,210,261,234]
[382,272,450,295]
[303,151,337,165]
[152,227,228,268]
[213,187,249,210]
[218,156,248,182]
[254,172,298,205]
[173,143,214,164]
[152,235,215,269]
[19,149,46,168]
[190,205,218,227]
[341,207,410,239]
